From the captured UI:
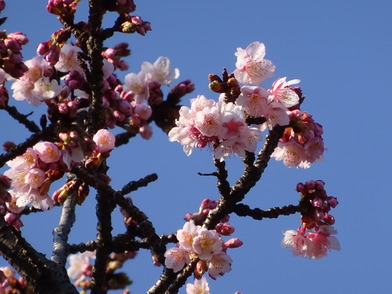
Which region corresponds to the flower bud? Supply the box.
[223,238,243,249]
[215,223,235,236]
[323,214,335,225]
[327,196,338,208]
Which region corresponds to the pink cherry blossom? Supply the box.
[11,56,58,105]
[306,225,341,259]
[282,226,340,259]
[6,147,37,171]
[177,221,201,252]
[33,77,62,100]
[169,95,262,160]
[92,129,116,153]
[281,228,310,257]
[13,188,54,210]
[186,276,210,294]
[54,44,83,73]
[67,251,95,284]
[234,41,275,85]
[207,252,232,279]
[192,228,222,259]
[194,105,222,137]
[236,86,270,118]
[270,77,300,108]
[164,247,190,273]
[24,168,45,189]
[142,56,179,86]
[33,142,62,163]
[271,140,309,168]
[263,101,290,130]
[123,71,149,103]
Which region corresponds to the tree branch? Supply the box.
[2,105,40,133]
[0,218,78,293]
[233,203,302,220]
[51,195,76,266]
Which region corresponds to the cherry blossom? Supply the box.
[164,247,191,273]
[32,77,62,100]
[33,141,62,163]
[11,56,59,105]
[142,56,179,86]
[169,95,262,161]
[281,228,309,257]
[177,221,201,252]
[282,226,340,259]
[186,276,210,294]
[92,129,116,153]
[236,85,270,118]
[270,77,301,108]
[234,41,275,85]
[207,252,233,279]
[67,251,95,284]
[54,43,83,73]
[271,110,325,168]
[123,71,149,103]
[192,228,222,259]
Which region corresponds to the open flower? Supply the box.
[142,56,179,86]
[234,41,275,85]
[92,129,116,153]
[186,276,210,294]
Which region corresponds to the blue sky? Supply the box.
[1,1,392,293]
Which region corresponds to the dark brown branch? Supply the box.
[3,105,40,133]
[204,125,286,231]
[120,173,158,195]
[233,203,302,220]
[69,240,97,254]
[86,0,105,134]
[71,166,166,291]
[91,188,116,294]
[160,233,178,245]
[0,218,78,293]
[147,259,198,294]
[213,158,231,197]
[115,131,138,147]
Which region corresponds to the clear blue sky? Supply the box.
[1,1,391,293]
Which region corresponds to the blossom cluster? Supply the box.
[0,266,30,293]
[168,94,261,161]
[169,41,325,167]
[67,251,134,291]
[0,31,28,79]
[281,180,340,259]
[271,109,325,168]
[12,36,183,139]
[164,220,242,288]
[2,129,115,228]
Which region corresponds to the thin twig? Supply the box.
[233,203,302,220]
[3,105,40,133]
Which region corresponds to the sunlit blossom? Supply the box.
[234,41,275,85]
[186,276,210,294]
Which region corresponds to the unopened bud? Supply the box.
[327,196,338,208]
[223,238,243,249]
[194,260,208,279]
[323,214,335,225]
[215,223,235,236]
